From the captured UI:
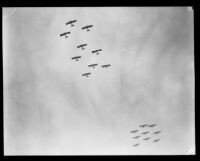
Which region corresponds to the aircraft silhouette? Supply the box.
[139,124,148,128]
[71,56,81,61]
[153,139,160,142]
[133,143,140,147]
[66,20,77,27]
[82,25,93,31]
[141,131,149,135]
[130,130,138,133]
[102,64,111,68]
[143,137,150,141]
[148,124,157,128]
[92,49,102,55]
[88,64,98,68]
[60,32,70,38]
[153,131,161,134]
[82,73,91,77]
[133,136,141,139]
[77,44,87,50]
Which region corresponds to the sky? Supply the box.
[3,7,194,155]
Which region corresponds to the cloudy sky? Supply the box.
[3,7,194,155]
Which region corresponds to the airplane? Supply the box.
[143,137,150,141]
[92,49,102,55]
[101,64,111,68]
[141,131,149,135]
[71,56,81,61]
[82,25,93,31]
[77,44,87,50]
[148,124,157,127]
[60,32,70,38]
[139,124,148,128]
[88,64,98,68]
[130,130,138,133]
[133,143,140,147]
[153,139,160,142]
[66,20,77,27]
[133,136,141,139]
[82,73,91,77]
[153,131,161,134]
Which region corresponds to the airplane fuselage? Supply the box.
[72,56,81,61]
[88,64,97,68]
[153,131,161,134]
[133,144,140,146]
[148,124,156,127]
[130,130,138,133]
[82,25,93,31]
[77,44,87,50]
[153,139,160,142]
[92,49,102,53]
[66,20,77,27]
[102,64,111,68]
[60,32,70,38]
[142,132,149,135]
[82,73,91,77]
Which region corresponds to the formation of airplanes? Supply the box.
[131,123,161,147]
[60,20,111,78]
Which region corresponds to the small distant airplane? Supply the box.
[82,72,91,77]
[101,64,111,68]
[153,139,160,142]
[153,131,161,134]
[148,124,157,128]
[130,130,138,133]
[139,124,148,128]
[88,64,98,68]
[60,32,70,38]
[71,56,81,61]
[141,131,149,135]
[133,136,141,139]
[77,44,87,50]
[66,20,77,27]
[143,137,150,141]
[92,49,102,55]
[82,25,93,31]
[133,143,140,147]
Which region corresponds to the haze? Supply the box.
[3,7,194,155]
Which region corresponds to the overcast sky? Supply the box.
[3,7,194,155]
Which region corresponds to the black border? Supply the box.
[0,0,196,7]
[1,0,198,158]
